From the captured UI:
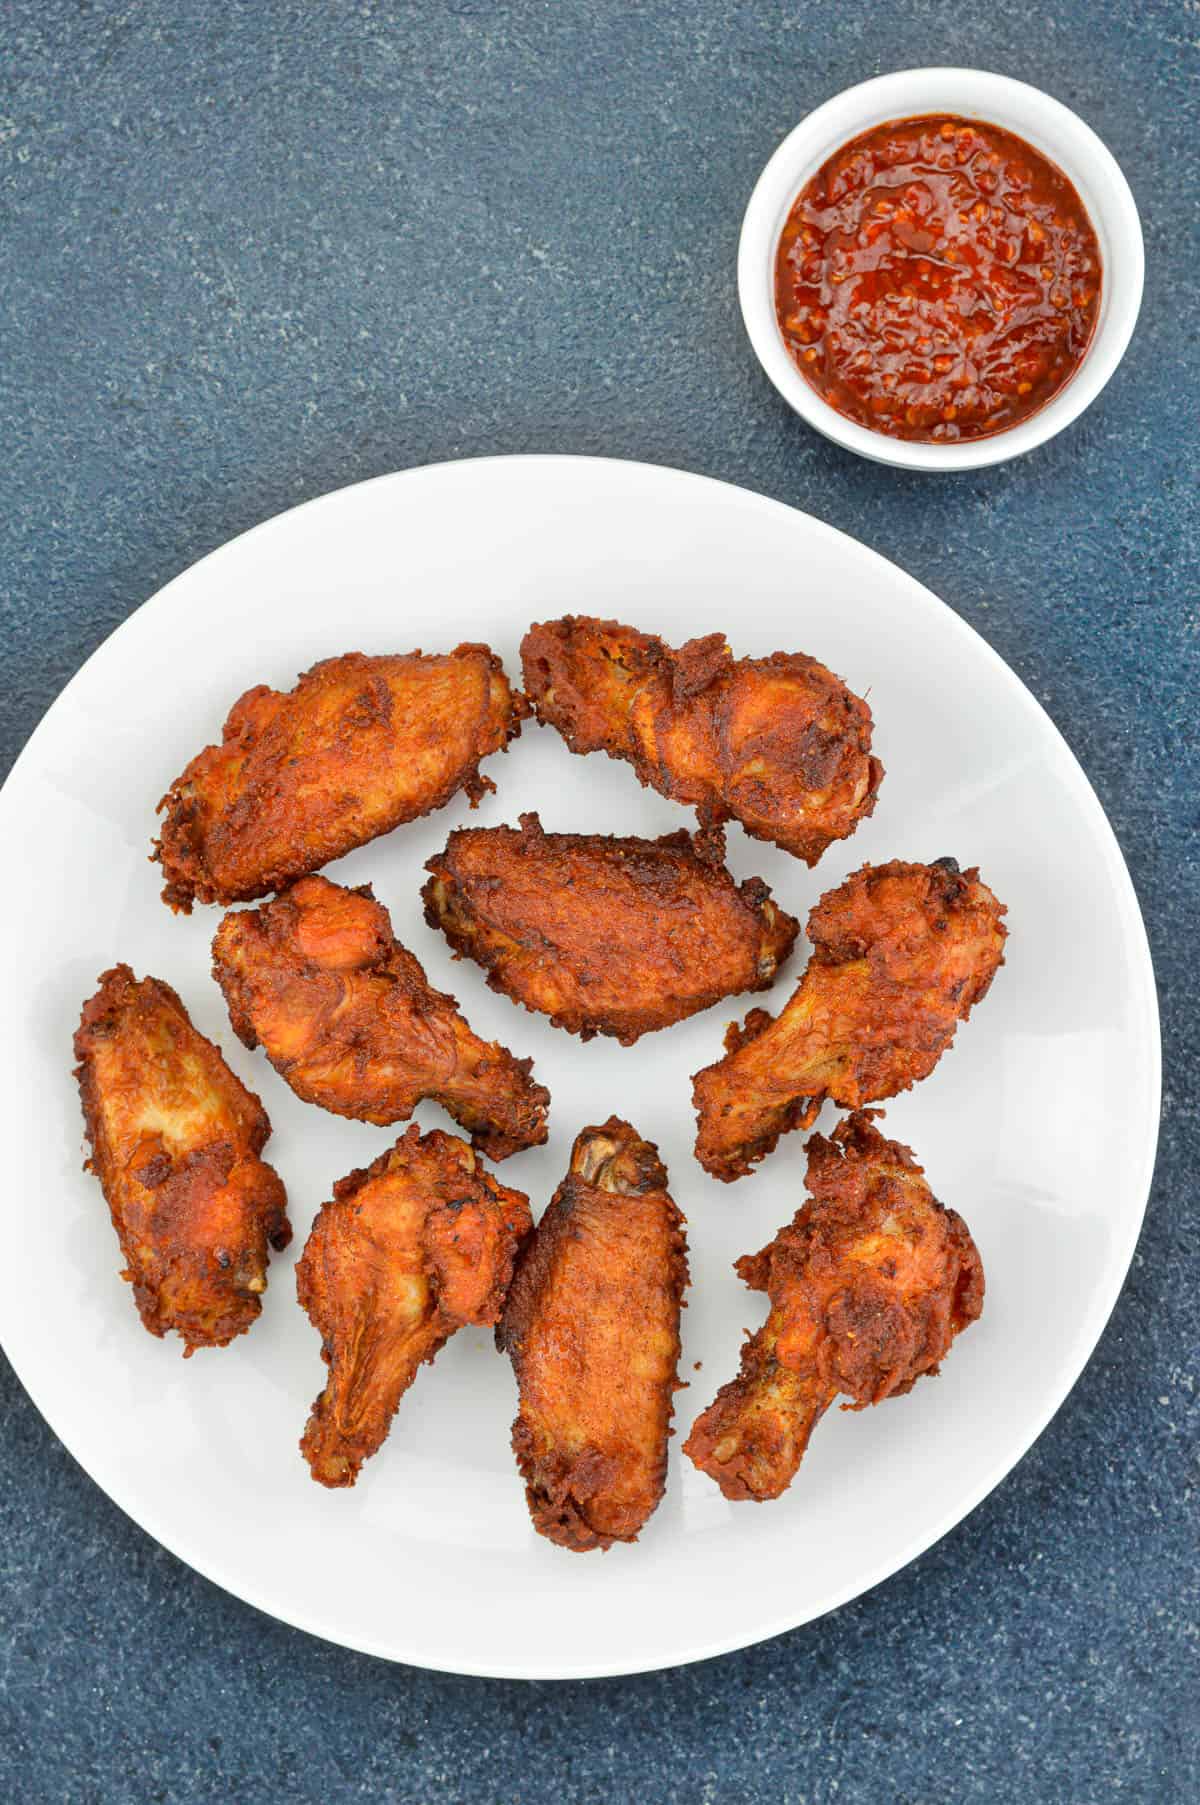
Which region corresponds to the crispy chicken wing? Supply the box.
[422,813,799,1045]
[155,645,526,911]
[212,875,549,1159]
[498,1118,689,1551]
[296,1126,532,1487]
[694,858,1007,1181]
[684,1111,983,1501]
[73,966,290,1354]
[521,615,882,865]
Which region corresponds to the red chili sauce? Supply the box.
[775,115,1102,442]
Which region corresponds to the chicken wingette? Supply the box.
[693,858,1006,1181]
[498,1119,689,1551]
[297,1127,532,1487]
[521,615,882,865]
[212,875,550,1159]
[73,966,290,1354]
[155,645,526,911]
[422,813,799,1045]
[684,1112,983,1501]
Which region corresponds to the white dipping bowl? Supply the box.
[739,67,1144,471]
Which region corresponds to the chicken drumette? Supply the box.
[297,1126,532,1487]
[498,1118,689,1551]
[212,875,549,1159]
[521,615,882,866]
[684,1111,983,1501]
[693,858,1006,1181]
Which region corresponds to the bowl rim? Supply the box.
[738,66,1145,471]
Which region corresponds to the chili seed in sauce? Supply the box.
[774,114,1102,443]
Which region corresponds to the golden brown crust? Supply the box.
[498,1118,689,1551]
[73,966,290,1354]
[154,645,528,911]
[212,874,549,1159]
[684,1111,984,1501]
[422,812,799,1045]
[693,858,1007,1181]
[296,1126,532,1487]
[520,616,882,866]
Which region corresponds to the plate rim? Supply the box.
[0,453,1161,1679]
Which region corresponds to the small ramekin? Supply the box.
[739,68,1144,471]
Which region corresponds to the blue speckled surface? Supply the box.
[1,2,1196,1799]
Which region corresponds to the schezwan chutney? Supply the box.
[775,115,1102,443]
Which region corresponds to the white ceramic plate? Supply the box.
[0,457,1158,1679]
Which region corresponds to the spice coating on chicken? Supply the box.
[521,616,882,865]
[693,858,1006,1181]
[74,966,290,1354]
[212,875,549,1159]
[498,1118,689,1551]
[423,813,799,1045]
[297,1127,532,1487]
[684,1112,983,1501]
[155,645,527,911]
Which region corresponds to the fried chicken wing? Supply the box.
[73,966,290,1354]
[212,875,549,1159]
[422,813,799,1045]
[521,615,882,865]
[498,1118,689,1551]
[296,1126,532,1487]
[694,858,1007,1181]
[684,1111,983,1501]
[155,645,527,911]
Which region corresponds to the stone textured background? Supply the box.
[1,3,1195,1800]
